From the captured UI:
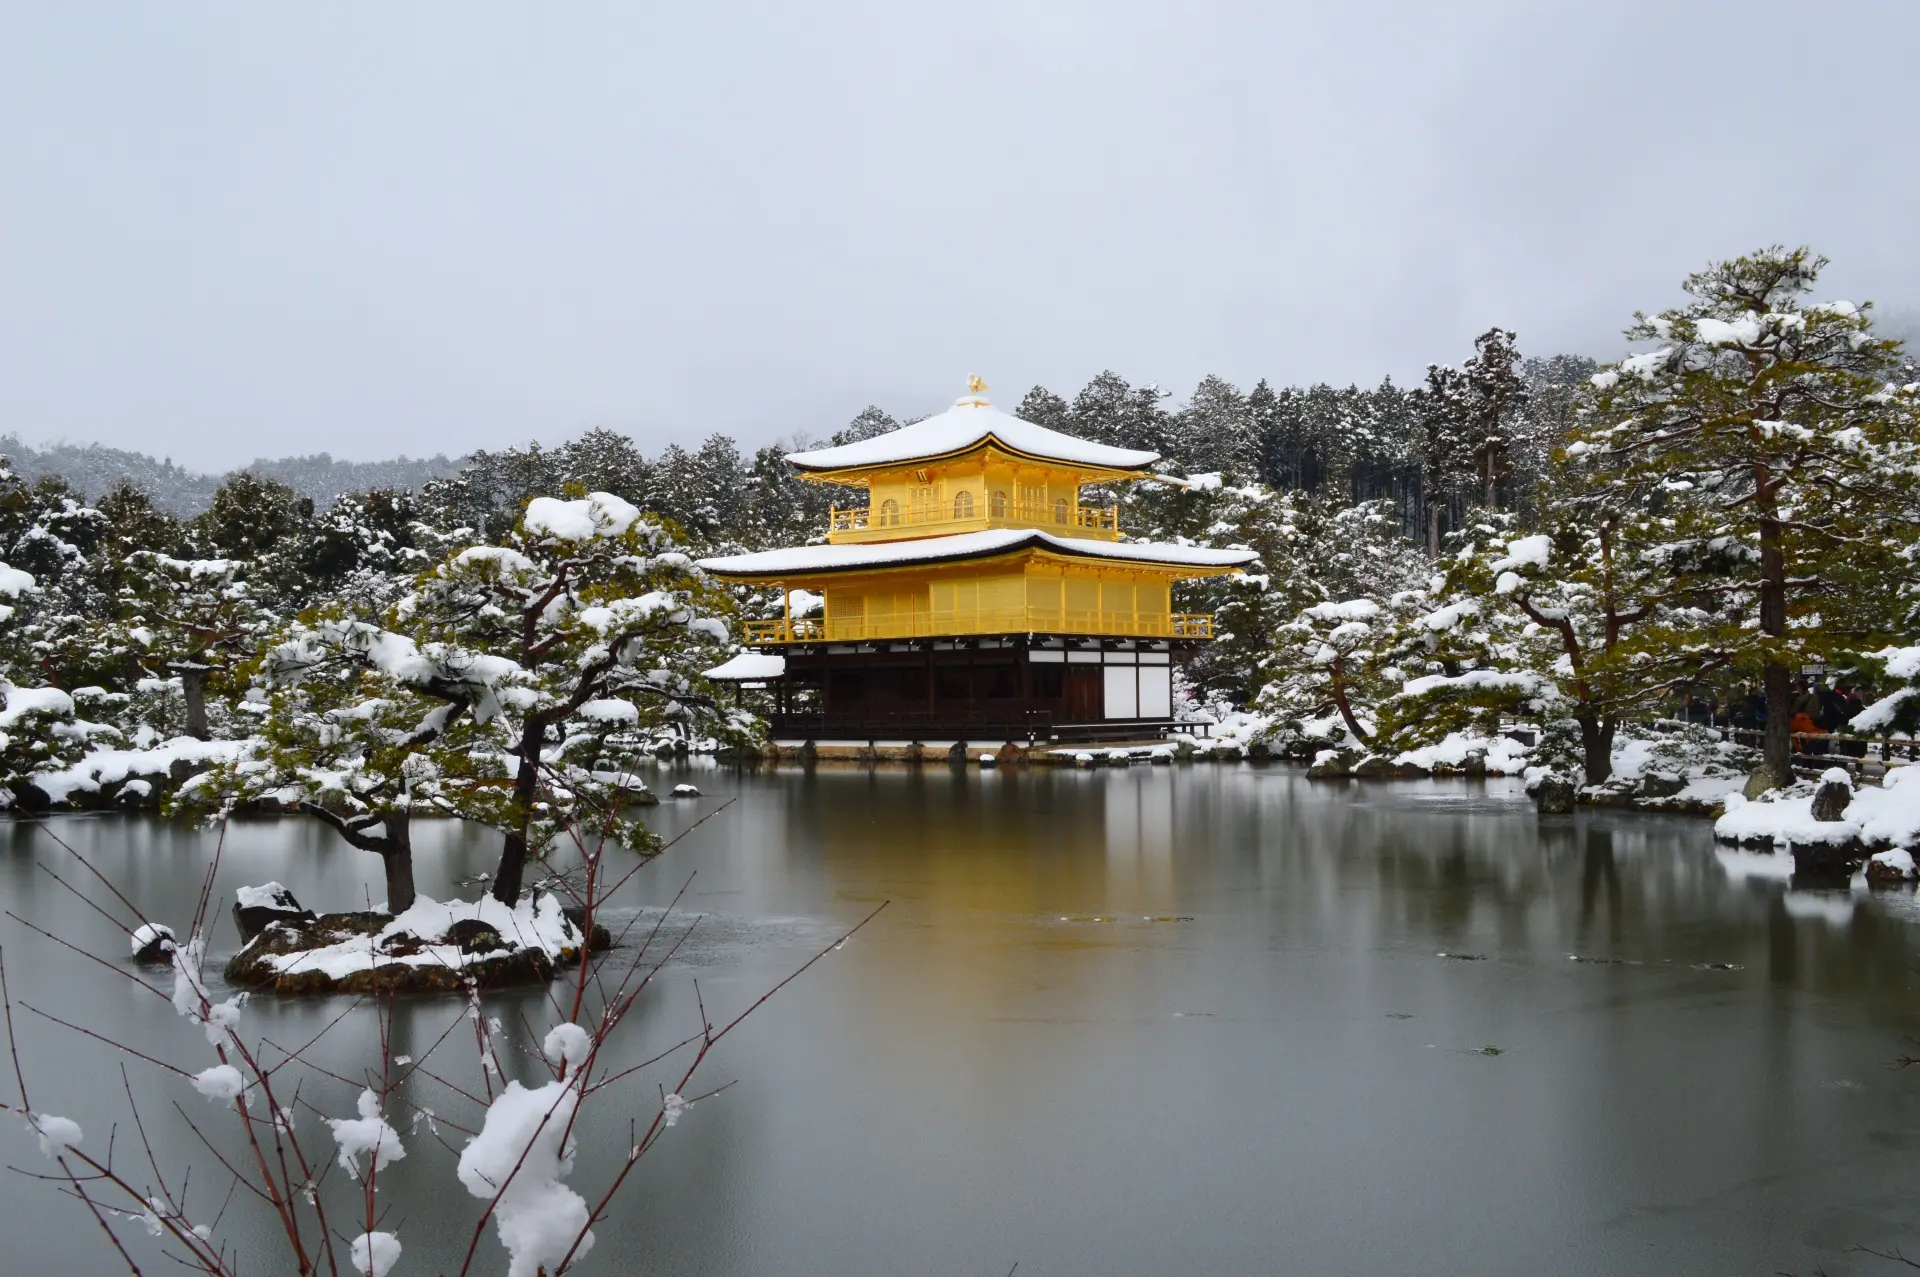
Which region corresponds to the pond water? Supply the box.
[5,765,1920,1276]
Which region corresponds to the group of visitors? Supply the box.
[1676,679,1870,756]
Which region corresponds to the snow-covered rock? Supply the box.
[225,894,597,994]
[1866,848,1918,886]
[232,883,317,944]
[1810,767,1854,821]
[1716,766,1920,852]
[1392,731,1528,776]
[130,922,176,964]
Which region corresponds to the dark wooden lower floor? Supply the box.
[753,635,1197,742]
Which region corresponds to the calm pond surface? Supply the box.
[6,764,1920,1275]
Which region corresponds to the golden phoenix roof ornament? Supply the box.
[967,373,988,394]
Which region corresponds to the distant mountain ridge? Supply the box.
[1,435,466,514]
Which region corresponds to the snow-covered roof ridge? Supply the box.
[697,528,1256,578]
[703,652,787,680]
[786,386,1160,474]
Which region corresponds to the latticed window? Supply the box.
[989,490,1007,518]
[953,491,975,519]
[879,498,900,526]
[1020,485,1044,518]
[1053,497,1068,524]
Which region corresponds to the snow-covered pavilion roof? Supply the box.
[785,386,1160,475]
[698,528,1256,580]
[702,652,787,681]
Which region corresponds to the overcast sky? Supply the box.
[2,2,1914,471]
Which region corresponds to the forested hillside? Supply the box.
[1,437,464,515]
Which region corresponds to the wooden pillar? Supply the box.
[1019,640,1032,741]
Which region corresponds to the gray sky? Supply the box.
[2,1,1915,471]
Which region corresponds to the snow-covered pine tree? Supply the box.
[1410,364,1472,559]
[1459,472,1674,783]
[118,551,272,740]
[1578,245,1920,786]
[831,405,900,446]
[1246,379,1288,486]
[1510,354,1599,517]
[555,428,652,506]
[392,492,747,905]
[0,680,122,810]
[1427,488,1677,784]
[1358,514,1548,759]
[1461,327,1528,511]
[1255,589,1432,754]
[186,605,506,911]
[1171,375,1257,480]
[1016,386,1071,430]
[1070,371,1135,450]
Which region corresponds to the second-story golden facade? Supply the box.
[700,380,1256,648]
[788,380,1154,545]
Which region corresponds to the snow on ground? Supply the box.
[1202,708,1278,752]
[28,736,250,804]
[1715,765,1920,849]
[1595,730,1748,809]
[1669,774,1744,803]
[252,894,585,981]
[1392,731,1529,775]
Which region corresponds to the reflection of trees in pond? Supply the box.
[729,768,1920,1020]
[1580,827,1622,947]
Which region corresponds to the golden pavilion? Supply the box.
[698,378,1255,744]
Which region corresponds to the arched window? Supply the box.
[1053,497,1069,524]
[953,490,975,520]
[879,498,900,527]
[990,490,1007,518]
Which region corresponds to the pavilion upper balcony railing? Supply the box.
[826,501,1120,544]
[743,611,1213,645]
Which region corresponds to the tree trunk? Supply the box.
[1330,668,1371,746]
[297,801,418,913]
[1426,502,1441,561]
[1763,660,1792,787]
[1758,499,1792,784]
[491,831,529,908]
[1577,713,1615,786]
[180,666,209,740]
[383,810,416,914]
[490,723,545,908]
